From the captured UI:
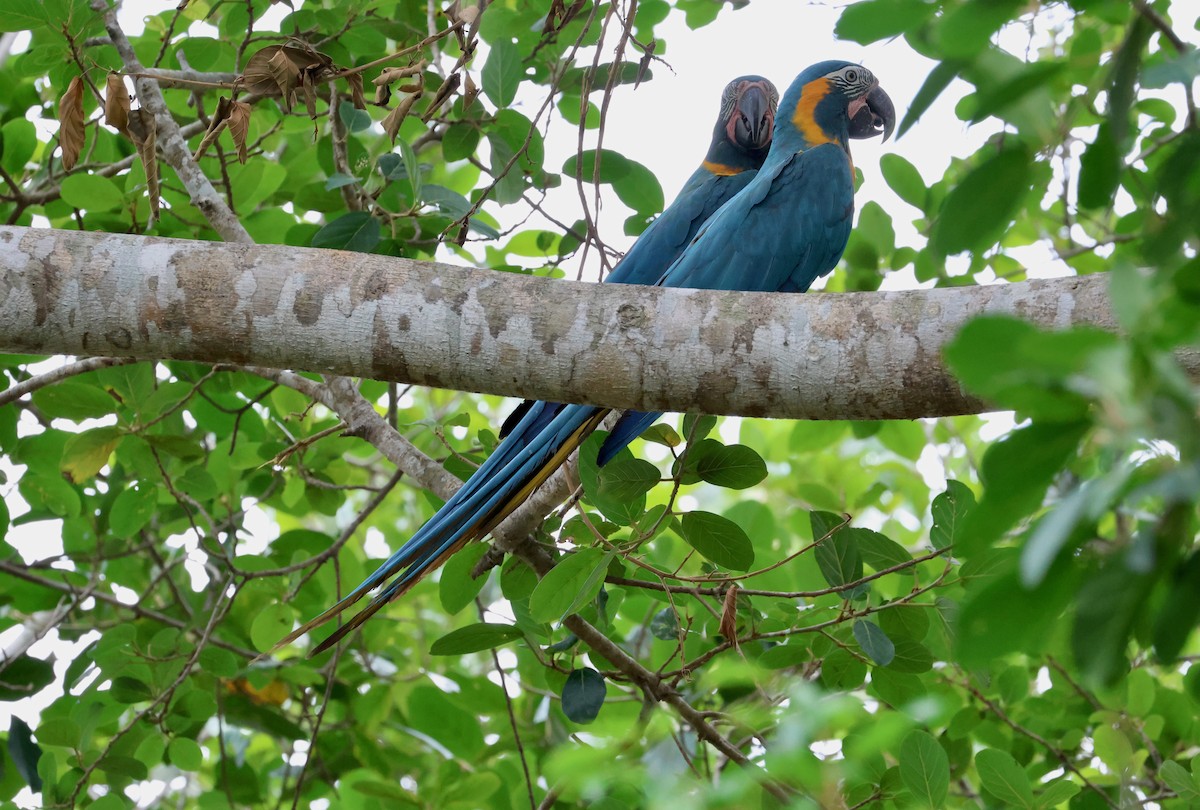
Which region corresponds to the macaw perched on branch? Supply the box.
[278,63,894,654]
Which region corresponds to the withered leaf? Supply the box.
[345,72,366,110]
[454,3,480,25]
[227,101,252,163]
[300,69,318,119]
[267,47,301,111]
[126,107,159,222]
[193,95,233,161]
[242,45,331,109]
[719,584,740,649]
[58,76,85,171]
[422,73,460,122]
[462,72,479,111]
[374,82,392,106]
[104,74,130,136]
[373,62,427,86]
[382,92,421,144]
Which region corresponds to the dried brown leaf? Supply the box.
[719,585,740,649]
[382,92,421,144]
[193,96,233,161]
[345,72,366,110]
[373,62,427,86]
[374,82,392,106]
[126,108,159,222]
[104,74,130,136]
[267,47,301,111]
[301,68,322,119]
[462,72,479,111]
[58,76,85,171]
[227,100,252,163]
[242,45,331,108]
[422,73,460,122]
[455,3,479,25]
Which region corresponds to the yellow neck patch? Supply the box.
[702,160,744,177]
[791,77,834,148]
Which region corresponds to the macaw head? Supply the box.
[704,75,780,174]
[775,61,896,155]
[722,75,778,153]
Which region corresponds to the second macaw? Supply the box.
[281,63,895,654]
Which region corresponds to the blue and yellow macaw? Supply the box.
[281,63,894,654]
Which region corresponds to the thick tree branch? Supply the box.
[4,226,1195,420]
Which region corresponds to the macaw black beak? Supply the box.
[848,83,896,142]
[730,84,774,150]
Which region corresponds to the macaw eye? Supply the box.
[845,69,859,83]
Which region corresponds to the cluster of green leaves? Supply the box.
[2,0,1199,809]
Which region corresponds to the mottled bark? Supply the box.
[3,226,1193,420]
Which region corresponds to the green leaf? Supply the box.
[528,548,609,623]
[932,144,1033,256]
[1,118,37,176]
[834,0,935,44]
[899,730,949,808]
[880,154,927,210]
[612,158,664,215]
[34,718,79,748]
[1092,724,1133,774]
[481,39,522,108]
[976,748,1036,808]
[679,511,754,571]
[649,608,679,640]
[250,603,293,652]
[7,717,42,792]
[1158,761,1200,802]
[957,420,1089,556]
[1078,122,1121,209]
[562,148,629,183]
[1036,779,1081,808]
[442,122,481,161]
[168,737,204,771]
[1020,464,1131,587]
[1142,49,1200,90]
[820,647,868,689]
[32,382,116,420]
[853,620,895,666]
[109,676,154,704]
[439,542,490,615]
[934,0,1023,60]
[946,317,1115,420]
[0,655,54,702]
[687,440,767,490]
[597,457,660,501]
[109,483,156,537]
[1073,561,1155,685]
[407,685,484,758]
[429,622,524,655]
[60,426,122,483]
[561,667,605,724]
[60,173,126,212]
[311,211,381,253]
[899,61,958,138]
[957,564,1075,667]
[886,639,934,673]
[579,432,645,525]
[814,521,863,590]
[398,137,422,201]
[0,0,47,31]
[853,529,912,574]
[930,480,976,550]
[1154,551,1200,663]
